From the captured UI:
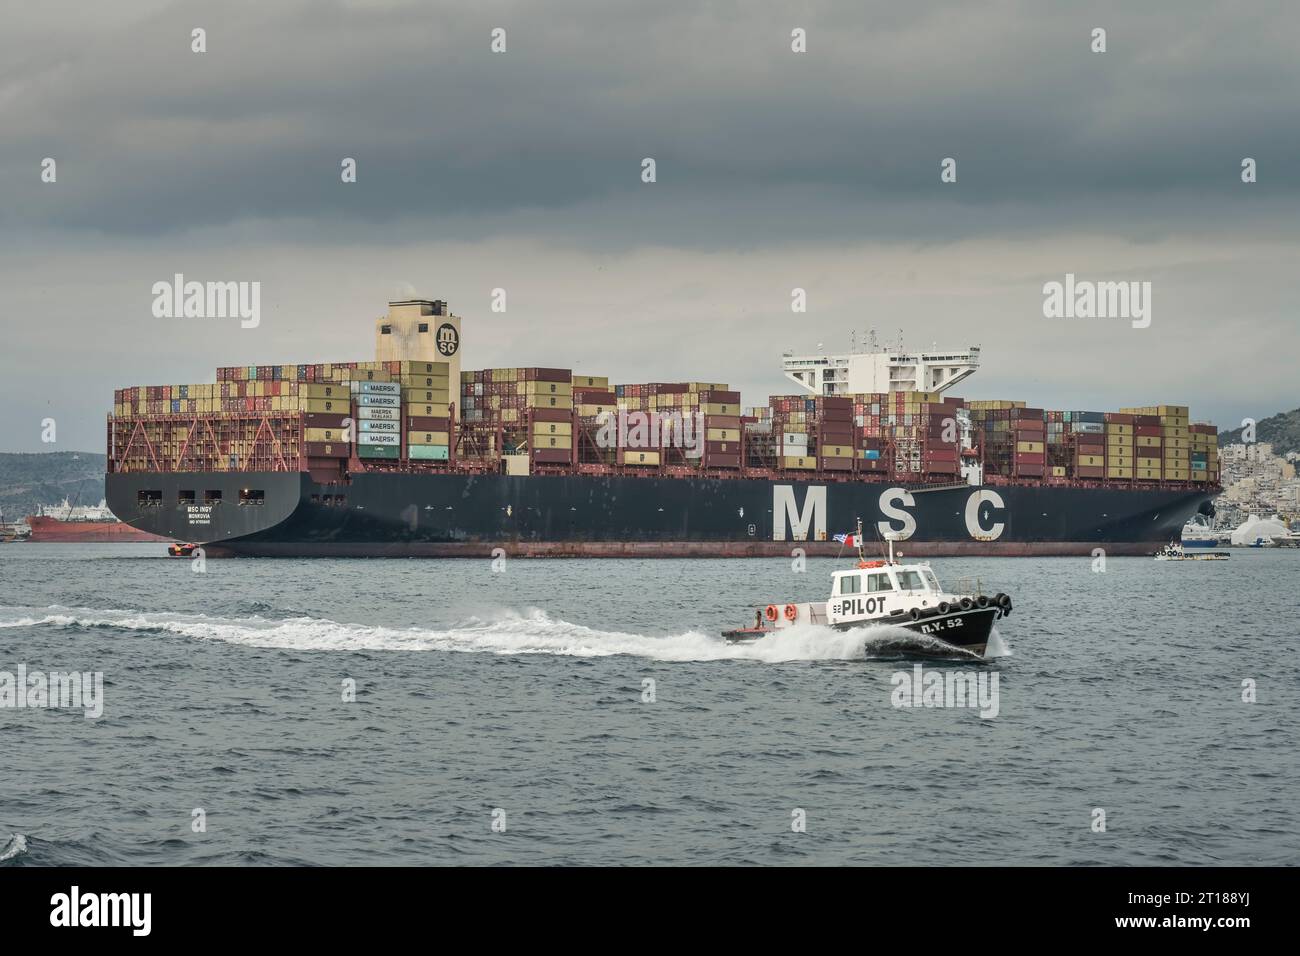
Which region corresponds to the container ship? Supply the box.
[104,298,1220,557]
[26,498,170,543]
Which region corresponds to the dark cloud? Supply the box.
[0,0,1297,451]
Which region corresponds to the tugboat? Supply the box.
[1153,541,1230,561]
[167,542,199,557]
[722,520,1012,658]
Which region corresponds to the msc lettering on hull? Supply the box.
[776,485,1009,544]
[773,485,826,541]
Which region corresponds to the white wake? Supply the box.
[0,605,1007,663]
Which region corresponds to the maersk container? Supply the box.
[357,445,400,460]
[357,406,399,421]
[351,381,401,395]
[409,445,450,461]
[356,394,400,408]
[358,433,399,446]
[359,419,400,433]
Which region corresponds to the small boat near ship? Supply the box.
[722,521,1012,658]
[25,497,169,543]
[1153,542,1230,561]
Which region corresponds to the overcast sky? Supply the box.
[2,0,1298,452]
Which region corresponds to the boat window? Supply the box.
[838,575,860,595]
[177,490,195,505]
[895,570,925,591]
[922,569,940,591]
[204,490,222,504]
[867,573,894,593]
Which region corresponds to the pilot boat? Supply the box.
[722,520,1012,658]
[1153,542,1230,561]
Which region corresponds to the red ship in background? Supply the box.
[25,497,169,543]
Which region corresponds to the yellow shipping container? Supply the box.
[821,445,853,458]
[1077,455,1105,467]
[1105,423,1133,435]
[703,403,737,416]
[1136,435,1162,448]
[303,398,349,414]
[622,451,659,466]
[1191,469,1209,480]
[532,422,573,436]
[1106,467,1133,478]
[520,381,572,397]
[394,361,449,376]
[403,387,451,405]
[1016,440,1045,453]
[572,375,609,389]
[1108,456,1134,468]
[707,428,740,442]
[408,431,450,446]
[534,435,571,450]
[1137,457,1161,469]
[1136,468,1162,480]
[578,404,614,417]
[524,395,573,410]
[300,383,349,400]
[305,427,349,443]
[1165,468,1189,480]
[408,403,445,418]
[1051,466,1066,477]
[784,456,817,470]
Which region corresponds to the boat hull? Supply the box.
[24,515,171,543]
[105,470,1219,558]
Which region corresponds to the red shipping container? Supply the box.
[1076,466,1105,478]
[703,454,741,468]
[304,442,349,458]
[531,449,571,463]
[820,457,852,471]
[407,416,451,431]
[531,407,570,423]
[1015,463,1045,476]
[303,412,349,428]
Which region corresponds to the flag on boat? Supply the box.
[834,532,859,547]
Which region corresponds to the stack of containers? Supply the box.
[1120,405,1192,481]
[1132,413,1163,480]
[1189,423,1216,481]
[699,388,742,469]
[1011,407,1046,477]
[1069,412,1106,479]
[354,379,402,460]
[522,369,573,464]
[1159,405,1190,482]
[398,360,451,462]
[1045,411,1068,477]
[769,396,815,470]
[815,397,854,473]
[1104,413,1135,479]
[965,400,1023,477]
[302,382,353,460]
[918,396,964,477]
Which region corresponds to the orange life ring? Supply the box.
[763,605,779,622]
[784,603,798,621]
[857,560,886,569]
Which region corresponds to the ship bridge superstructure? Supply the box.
[782,334,980,396]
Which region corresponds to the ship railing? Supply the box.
[953,576,985,597]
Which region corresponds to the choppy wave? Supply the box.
[0,605,1003,663]
[0,834,28,863]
